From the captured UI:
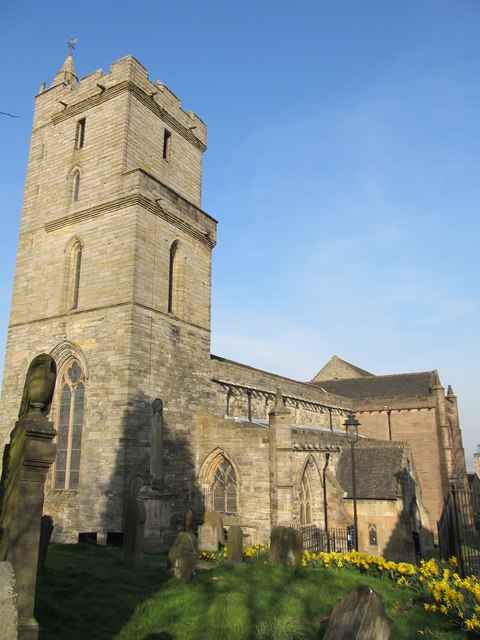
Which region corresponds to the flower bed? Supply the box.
[199,546,480,635]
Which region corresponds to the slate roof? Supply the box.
[336,444,405,500]
[313,371,437,400]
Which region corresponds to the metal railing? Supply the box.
[438,485,480,577]
[293,524,353,554]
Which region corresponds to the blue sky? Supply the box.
[1,1,479,467]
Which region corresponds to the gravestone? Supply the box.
[0,354,57,640]
[198,511,224,551]
[0,561,18,639]
[226,525,243,566]
[122,498,146,568]
[37,515,54,572]
[323,584,393,640]
[167,532,198,580]
[269,526,303,570]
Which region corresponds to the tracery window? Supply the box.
[212,458,237,513]
[54,360,85,491]
[300,472,313,525]
[368,523,377,546]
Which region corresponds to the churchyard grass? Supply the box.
[35,543,472,640]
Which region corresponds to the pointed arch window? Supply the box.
[68,241,82,309]
[72,170,81,202]
[300,472,313,525]
[212,458,237,513]
[54,360,85,491]
[168,240,179,314]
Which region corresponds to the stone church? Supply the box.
[0,54,468,562]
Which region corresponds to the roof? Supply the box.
[313,371,438,400]
[312,355,373,382]
[336,444,405,500]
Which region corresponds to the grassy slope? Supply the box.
[35,544,465,640]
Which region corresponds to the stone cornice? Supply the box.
[44,193,215,247]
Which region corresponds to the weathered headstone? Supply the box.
[167,532,198,580]
[226,525,243,566]
[198,511,225,551]
[323,584,393,640]
[269,526,303,570]
[0,561,18,639]
[122,498,146,568]
[37,515,54,572]
[0,354,57,640]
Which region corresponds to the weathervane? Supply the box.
[67,36,78,52]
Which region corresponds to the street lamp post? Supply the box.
[344,413,360,551]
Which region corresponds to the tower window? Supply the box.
[54,360,85,491]
[75,118,86,149]
[168,240,178,313]
[72,170,80,202]
[162,129,171,160]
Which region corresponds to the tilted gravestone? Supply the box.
[269,526,303,570]
[167,532,198,580]
[0,354,57,640]
[323,584,393,640]
[226,525,243,566]
[198,511,225,551]
[122,498,146,568]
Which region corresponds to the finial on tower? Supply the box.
[67,36,78,52]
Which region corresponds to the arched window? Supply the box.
[300,472,313,525]
[67,240,82,309]
[168,240,179,313]
[54,360,85,491]
[72,170,80,202]
[212,457,237,513]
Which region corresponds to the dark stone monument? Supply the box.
[37,515,54,572]
[323,584,393,640]
[269,526,303,570]
[226,525,243,566]
[167,532,198,580]
[0,354,57,640]
[122,498,146,568]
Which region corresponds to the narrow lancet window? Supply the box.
[168,240,178,313]
[71,243,82,309]
[72,170,80,202]
[162,129,171,160]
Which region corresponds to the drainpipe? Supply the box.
[387,409,392,441]
[323,452,331,552]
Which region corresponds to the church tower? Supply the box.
[0,54,216,542]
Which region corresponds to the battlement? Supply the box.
[34,55,206,149]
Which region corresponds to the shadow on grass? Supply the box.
[36,545,465,640]
[35,544,171,640]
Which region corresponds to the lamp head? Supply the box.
[344,413,360,443]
